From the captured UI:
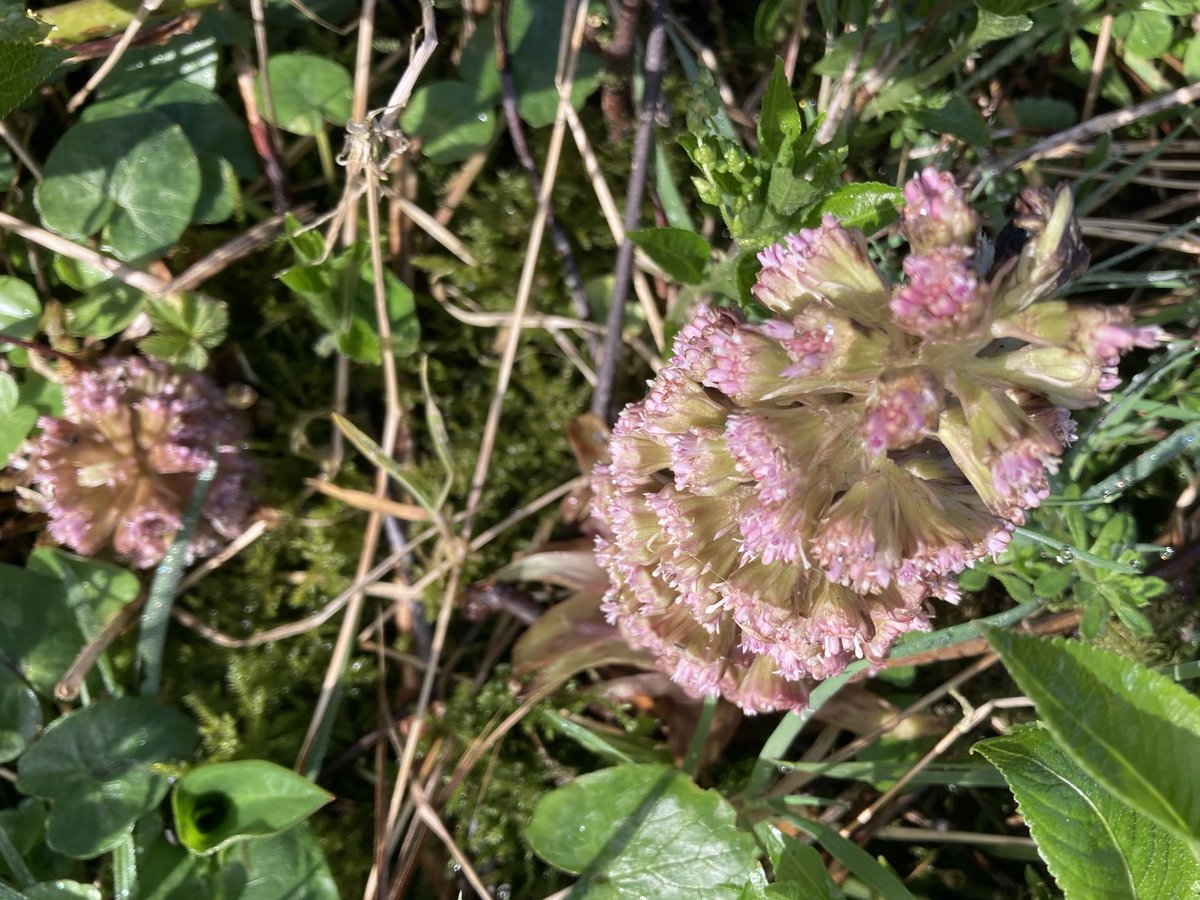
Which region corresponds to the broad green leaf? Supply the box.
[402,81,496,163]
[1121,9,1174,59]
[84,80,257,177]
[976,725,1200,899]
[809,182,903,233]
[628,228,711,284]
[528,763,765,898]
[65,283,146,339]
[913,94,991,146]
[986,630,1200,852]
[84,80,254,224]
[0,276,39,346]
[138,293,229,370]
[217,824,339,899]
[0,799,48,885]
[260,52,351,136]
[36,111,202,262]
[0,666,40,763]
[758,59,802,161]
[173,760,333,854]
[17,697,197,858]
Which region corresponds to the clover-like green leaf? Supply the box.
[260,52,351,136]
[98,32,219,95]
[24,881,101,900]
[17,697,197,859]
[528,763,765,898]
[217,824,339,899]
[36,111,202,262]
[976,724,1200,899]
[173,760,333,854]
[0,275,39,347]
[0,666,40,764]
[138,292,229,370]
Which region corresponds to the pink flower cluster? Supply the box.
[19,356,255,569]
[592,168,1161,713]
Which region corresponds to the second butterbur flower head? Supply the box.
[18,356,256,569]
[593,168,1161,714]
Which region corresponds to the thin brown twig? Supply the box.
[495,0,597,357]
[591,0,670,422]
[973,79,1200,184]
[1081,14,1114,122]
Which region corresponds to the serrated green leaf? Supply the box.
[986,630,1200,855]
[37,111,202,262]
[976,725,1200,899]
[260,52,351,136]
[810,182,903,233]
[172,760,332,855]
[528,763,765,898]
[0,38,66,121]
[758,58,802,161]
[17,697,196,859]
[628,228,711,284]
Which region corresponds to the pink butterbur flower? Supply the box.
[20,356,255,569]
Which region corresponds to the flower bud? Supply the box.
[902,166,978,252]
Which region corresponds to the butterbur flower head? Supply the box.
[902,166,978,252]
[593,167,1159,713]
[753,215,891,325]
[891,245,986,340]
[19,357,255,569]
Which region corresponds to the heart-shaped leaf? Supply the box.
[976,724,1200,898]
[36,111,202,262]
[172,760,333,854]
[528,763,765,898]
[17,697,197,858]
[260,52,351,136]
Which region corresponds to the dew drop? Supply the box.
[1057,547,1075,563]
[1128,558,1145,573]
[1160,547,1176,561]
